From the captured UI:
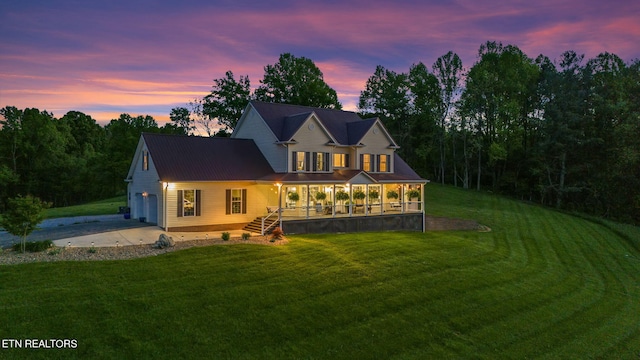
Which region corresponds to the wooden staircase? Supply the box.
[243,216,279,235]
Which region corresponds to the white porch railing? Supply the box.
[261,207,281,235]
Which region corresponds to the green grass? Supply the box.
[44,196,127,219]
[1,185,640,359]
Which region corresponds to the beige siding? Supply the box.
[164,182,275,229]
[288,116,334,171]
[232,107,287,172]
[356,122,395,172]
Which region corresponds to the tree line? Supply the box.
[2,46,638,224]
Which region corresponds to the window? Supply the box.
[378,154,390,172]
[177,189,201,217]
[333,153,349,168]
[292,151,327,172]
[361,154,373,172]
[296,151,305,171]
[313,152,329,171]
[142,150,149,171]
[292,151,310,172]
[231,189,242,213]
[183,190,195,216]
[226,189,247,214]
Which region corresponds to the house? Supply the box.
[126,101,427,234]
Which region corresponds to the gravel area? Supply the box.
[0,236,288,266]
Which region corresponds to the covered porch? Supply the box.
[254,170,425,234]
[275,182,424,219]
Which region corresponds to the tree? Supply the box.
[103,114,159,195]
[202,71,251,132]
[432,51,463,185]
[255,53,341,109]
[359,65,411,148]
[189,98,215,136]
[461,41,540,191]
[407,62,440,177]
[0,195,48,253]
[169,107,195,135]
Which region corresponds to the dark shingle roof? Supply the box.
[369,154,424,182]
[250,101,371,145]
[143,133,275,182]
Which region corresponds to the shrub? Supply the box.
[271,227,284,240]
[353,190,365,200]
[241,232,250,240]
[48,247,62,256]
[368,189,380,201]
[221,232,230,241]
[12,240,53,253]
[88,247,97,254]
[315,192,327,201]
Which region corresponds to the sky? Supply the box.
[1,0,639,125]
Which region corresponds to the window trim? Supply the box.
[177,189,201,217]
[225,188,247,214]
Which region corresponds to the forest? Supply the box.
[1,42,638,224]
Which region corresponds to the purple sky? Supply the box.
[1,0,639,125]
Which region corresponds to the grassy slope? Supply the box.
[1,185,639,359]
[44,196,127,219]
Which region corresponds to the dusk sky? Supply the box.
[1,0,639,125]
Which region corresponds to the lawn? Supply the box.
[44,196,127,219]
[1,185,639,359]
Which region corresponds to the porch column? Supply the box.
[332,184,336,218]
[307,184,311,219]
[401,185,405,214]
[365,184,369,216]
[349,185,353,217]
[278,183,283,229]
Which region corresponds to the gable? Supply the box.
[354,119,398,149]
[288,114,334,146]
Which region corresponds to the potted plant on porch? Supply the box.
[315,191,326,212]
[406,188,421,210]
[335,190,350,213]
[287,191,299,208]
[353,189,366,213]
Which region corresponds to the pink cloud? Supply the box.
[2,0,638,125]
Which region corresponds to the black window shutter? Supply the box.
[292,151,297,171]
[312,152,317,171]
[386,155,391,172]
[345,153,350,168]
[376,155,381,173]
[195,190,201,216]
[242,189,247,214]
[177,190,183,217]
[225,189,231,215]
[305,152,311,171]
[360,154,364,170]
[324,153,329,171]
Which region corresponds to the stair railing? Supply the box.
[261,207,281,236]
